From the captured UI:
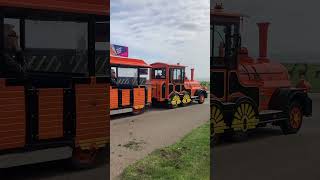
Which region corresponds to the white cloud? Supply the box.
[111,0,210,80]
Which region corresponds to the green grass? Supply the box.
[121,122,210,180]
[283,63,320,92]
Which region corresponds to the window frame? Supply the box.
[211,22,240,70]
[0,6,109,77]
[170,67,185,83]
[152,68,166,79]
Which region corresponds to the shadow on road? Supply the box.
[0,150,109,180]
[111,102,206,120]
[214,127,283,148]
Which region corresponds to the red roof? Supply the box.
[111,56,151,68]
[151,62,186,68]
[211,8,244,18]
[0,0,109,16]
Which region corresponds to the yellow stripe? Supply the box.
[212,106,217,119]
[237,107,242,116]
[134,105,145,109]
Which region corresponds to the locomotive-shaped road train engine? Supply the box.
[110,56,207,115]
[211,4,312,142]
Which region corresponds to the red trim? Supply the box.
[111,56,151,68]
[0,0,109,15]
[151,62,186,68]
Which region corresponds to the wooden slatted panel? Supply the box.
[110,88,118,109]
[148,87,152,103]
[122,89,130,106]
[134,88,145,108]
[38,88,64,140]
[0,80,25,150]
[75,81,109,150]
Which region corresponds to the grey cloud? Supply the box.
[111,0,210,79]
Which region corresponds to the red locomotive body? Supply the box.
[151,62,207,108]
[211,4,312,142]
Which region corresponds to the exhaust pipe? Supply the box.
[191,68,194,81]
[257,22,270,62]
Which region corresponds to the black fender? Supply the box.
[195,89,208,98]
[269,88,312,116]
[232,96,258,108]
[232,96,259,117]
[211,99,235,128]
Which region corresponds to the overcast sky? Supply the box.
[111,0,210,80]
[212,0,320,63]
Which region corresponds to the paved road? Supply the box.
[212,93,320,180]
[0,152,109,180]
[110,99,210,179]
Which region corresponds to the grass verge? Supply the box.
[121,122,210,180]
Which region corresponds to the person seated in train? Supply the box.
[0,24,27,78]
[111,69,118,86]
[156,72,162,78]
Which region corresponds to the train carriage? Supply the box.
[0,0,109,167]
[110,56,152,115]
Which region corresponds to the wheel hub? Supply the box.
[290,107,301,129]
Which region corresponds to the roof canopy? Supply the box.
[111,56,151,68]
[211,4,247,24]
[151,62,186,68]
[0,0,109,16]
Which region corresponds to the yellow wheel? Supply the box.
[169,93,181,108]
[181,92,192,106]
[211,100,227,144]
[231,98,259,132]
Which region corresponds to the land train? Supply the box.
[211,4,312,143]
[110,56,207,115]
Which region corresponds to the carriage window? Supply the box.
[1,18,22,78]
[139,68,150,85]
[25,20,88,74]
[153,68,166,79]
[3,18,20,50]
[95,22,108,50]
[96,21,109,76]
[118,67,138,85]
[111,67,117,78]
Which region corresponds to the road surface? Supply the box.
[0,157,109,180]
[110,99,210,179]
[212,93,320,180]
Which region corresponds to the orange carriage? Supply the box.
[0,0,109,167]
[110,56,152,115]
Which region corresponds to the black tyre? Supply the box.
[198,93,205,104]
[280,101,303,134]
[70,148,98,169]
[132,107,145,115]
